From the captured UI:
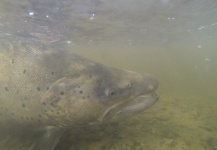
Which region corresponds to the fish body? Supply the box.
[0,35,159,150]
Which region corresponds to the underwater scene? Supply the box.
[0,0,217,150]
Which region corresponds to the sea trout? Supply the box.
[0,34,158,150]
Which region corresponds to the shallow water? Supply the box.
[70,43,217,150]
[0,0,217,149]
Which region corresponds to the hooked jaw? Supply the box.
[99,92,158,122]
[116,92,159,115]
[99,74,159,122]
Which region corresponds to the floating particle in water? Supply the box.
[198,26,205,30]
[89,14,95,21]
[28,11,34,16]
[197,45,202,49]
[66,41,71,44]
[168,17,175,20]
[204,58,210,62]
[194,65,199,70]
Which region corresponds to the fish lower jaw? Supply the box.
[98,92,158,122]
[117,93,159,114]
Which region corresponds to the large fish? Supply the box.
[0,34,159,150]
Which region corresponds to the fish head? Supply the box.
[93,67,159,122]
[41,61,159,126]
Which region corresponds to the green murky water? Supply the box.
[0,0,217,149]
[69,41,217,150]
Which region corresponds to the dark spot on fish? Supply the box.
[110,91,116,96]
[37,87,40,91]
[23,69,26,74]
[22,103,26,108]
[30,118,34,120]
[42,102,46,106]
[38,119,41,122]
[12,59,14,64]
[50,96,61,106]
[78,85,80,88]
[21,116,24,119]
[89,74,92,78]
[79,90,83,94]
[47,87,49,90]
[83,96,86,99]
[5,87,9,92]
[60,91,64,95]
[11,112,15,116]
[26,117,29,120]
[38,114,41,118]
[51,71,54,75]
[56,112,60,115]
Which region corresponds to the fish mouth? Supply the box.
[99,92,159,122]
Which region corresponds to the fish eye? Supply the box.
[104,89,117,97]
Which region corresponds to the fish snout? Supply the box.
[142,74,159,94]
